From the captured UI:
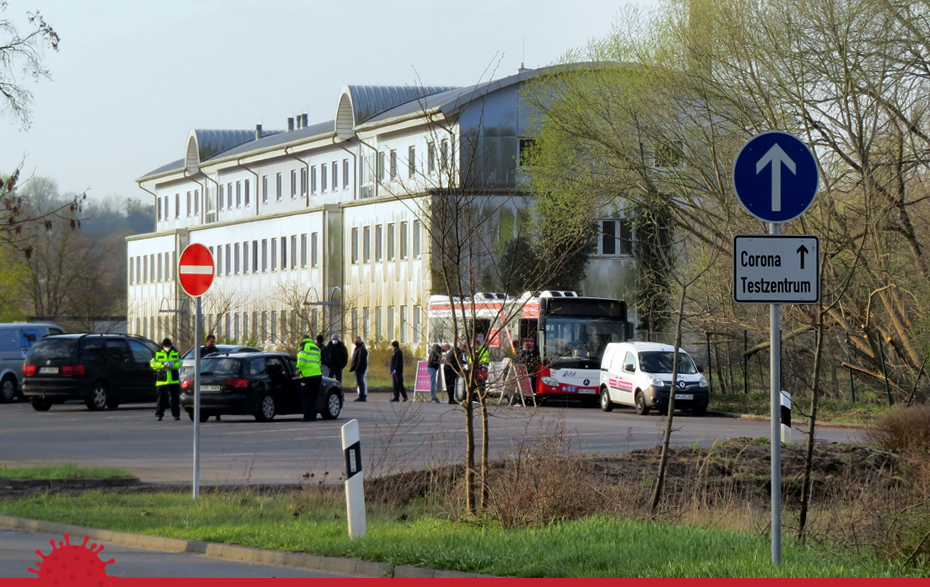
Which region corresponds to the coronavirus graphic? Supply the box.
[28,533,117,586]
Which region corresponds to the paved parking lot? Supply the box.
[0,393,861,484]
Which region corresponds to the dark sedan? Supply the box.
[179,351,343,422]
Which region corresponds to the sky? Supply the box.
[1,0,658,204]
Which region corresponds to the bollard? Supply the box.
[341,419,366,539]
[780,390,791,444]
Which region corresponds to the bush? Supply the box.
[866,403,930,453]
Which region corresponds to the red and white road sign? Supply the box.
[178,244,214,297]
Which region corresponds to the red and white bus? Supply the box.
[427,291,630,401]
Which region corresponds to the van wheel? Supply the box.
[86,382,108,411]
[600,387,614,412]
[30,396,52,411]
[693,405,707,417]
[255,393,276,421]
[635,391,650,416]
[0,375,16,402]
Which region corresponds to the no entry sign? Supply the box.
[178,243,214,297]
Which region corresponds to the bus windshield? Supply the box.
[543,317,626,369]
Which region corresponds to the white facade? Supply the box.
[129,68,638,354]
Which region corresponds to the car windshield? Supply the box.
[639,351,699,375]
[27,339,76,362]
[198,357,243,376]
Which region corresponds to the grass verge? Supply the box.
[0,464,133,480]
[709,391,894,424]
[0,488,915,578]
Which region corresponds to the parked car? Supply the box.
[178,344,260,378]
[599,341,709,416]
[23,334,160,411]
[0,322,65,402]
[179,351,343,422]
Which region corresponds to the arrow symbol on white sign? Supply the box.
[756,143,796,213]
[797,244,809,270]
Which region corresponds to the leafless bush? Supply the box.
[866,404,930,453]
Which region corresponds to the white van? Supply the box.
[599,341,708,416]
[0,323,65,402]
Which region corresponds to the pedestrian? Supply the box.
[427,343,442,403]
[442,343,459,404]
[349,336,369,402]
[326,334,349,383]
[389,340,407,402]
[151,338,181,421]
[296,333,323,421]
[514,340,541,399]
[317,334,331,377]
[200,334,219,357]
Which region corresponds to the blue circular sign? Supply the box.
[733,131,818,223]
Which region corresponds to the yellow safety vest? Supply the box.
[296,339,322,377]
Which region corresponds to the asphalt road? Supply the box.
[0,393,861,484]
[0,528,342,578]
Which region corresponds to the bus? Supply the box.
[427,291,631,402]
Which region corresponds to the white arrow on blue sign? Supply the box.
[733,131,818,223]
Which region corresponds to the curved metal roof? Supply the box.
[345,85,460,124]
[192,129,258,161]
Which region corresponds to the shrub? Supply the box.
[866,403,930,453]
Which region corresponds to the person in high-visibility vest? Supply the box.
[150,338,181,421]
[296,334,322,421]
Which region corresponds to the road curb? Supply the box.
[0,515,490,578]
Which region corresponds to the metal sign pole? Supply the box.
[193,295,201,499]
[769,222,782,564]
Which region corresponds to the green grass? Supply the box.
[0,489,917,577]
[0,464,133,480]
[710,392,894,424]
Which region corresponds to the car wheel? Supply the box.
[693,405,707,417]
[255,393,276,422]
[0,375,16,403]
[321,388,342,420]
[187,409,195,421]
[106,397,120,410]
[600,387,614,412]
[86,382,108,411]
[635,391,650,416]
[30,396,52,411]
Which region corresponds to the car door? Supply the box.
[104,339,134,400]
[614,351,637,407]
[278,356,301,414]
[127,339,158,400]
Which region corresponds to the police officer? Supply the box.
[296,333,322,421]
[151,338,181,421]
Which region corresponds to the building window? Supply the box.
[235,243,240,274]
[262,175,268,203]
[400,221,408,259]
[388,307,395,340]
[129,257,135,284]
[311,166,317,193]
[389,149,397,180]
[290,169,297,198]
[351,227,359,264]
[400,306,407,343]
[280,236,287,270]
[363,307,369,340]
[331,162,338,189]
[276,173,282,201]
[187,191,192,216]
[377,152,385,182]
[413,220,421,257]
[387,223,395,260]
[518,138,536,168]
[343,159,349,188]
[243,241,250,274]
[156,253,163,281]
[253,241,259,272]
[597,219,634,256]
[375,225,383,261]
[300,168,307,195]
[157,199,162,221]
[225,244,231,275]
[218,186,224,210]
[244,179,250,206]
[440,139,449,171]
[375,307,382,340]
[243,313,249,341]
[301,234,308,268]
[427,142,436,173]
[164,196,169,219]
[322,163,328,192]
[271,238,277,271]
[363,226,371,263]
[227,183,233,209]
[311,232,319,267]
[176,193,181,217]
[290,235,297,269]
[262,239,268,272]
[216,246,222,277]
[408,146,416,178]
[194,189,200,215]
[271,311,277,342]
[413,306,421,343]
